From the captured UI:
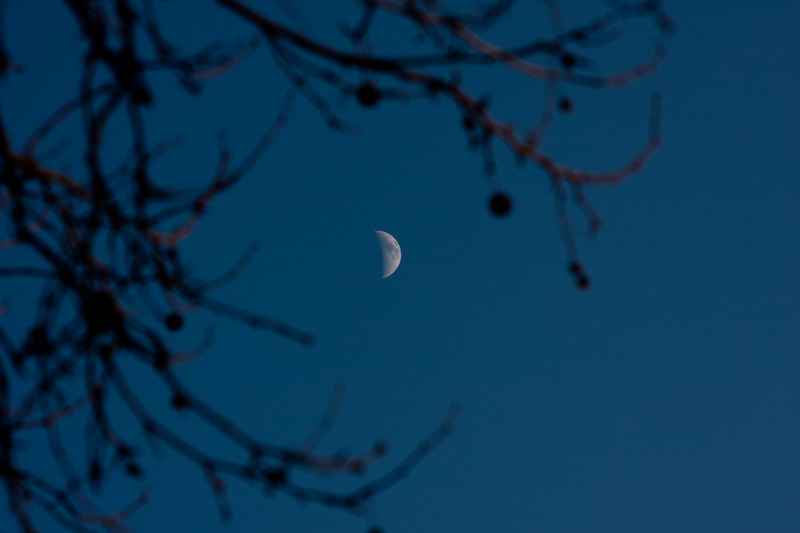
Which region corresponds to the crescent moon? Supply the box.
[375,230,401,278]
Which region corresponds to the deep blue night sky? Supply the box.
[1,1,798,532]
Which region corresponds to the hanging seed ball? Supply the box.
[171,393,190,410]
[125,462,143,479]
[266,468,288,487]
[488,192,512,217]
[558,98,574,113]
[165,312,184,331]
[462,115,476,131]
[356,82,381,107]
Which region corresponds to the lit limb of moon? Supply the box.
[375,230,401,278]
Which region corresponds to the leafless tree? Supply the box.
[0,0,673,531]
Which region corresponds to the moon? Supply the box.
[375,230,401,278]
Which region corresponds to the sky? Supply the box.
[1,1,798,532]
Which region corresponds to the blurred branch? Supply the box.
[0,0,672,530]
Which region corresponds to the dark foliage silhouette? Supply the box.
[0,0,672,531]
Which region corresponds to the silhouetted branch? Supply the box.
[0,0,672,530]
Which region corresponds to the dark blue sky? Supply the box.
[1,1,798,532]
